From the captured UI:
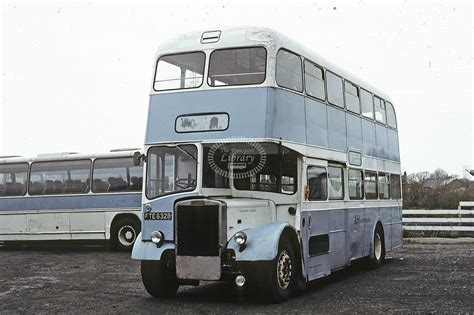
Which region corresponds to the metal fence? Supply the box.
[402,209,474,233]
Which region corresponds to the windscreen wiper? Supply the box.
[175,145,197,161]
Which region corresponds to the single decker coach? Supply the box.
[0,149,143,250]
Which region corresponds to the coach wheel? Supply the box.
[258,235,296,303]
[112,217,140,251]
[141,253,179,298]
[369,224,385,269]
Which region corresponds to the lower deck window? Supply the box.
[328,166,344,200]
[378,173,390,199]
[307,166,327,201]
[233,144,297,195]
[364,171,378,200]
[348,169,364,200]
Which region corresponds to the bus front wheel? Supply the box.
[368,224,385,269]
[111,217,140,251]
[257,235,297,303]
[141,258,179,298]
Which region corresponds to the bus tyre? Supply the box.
[258,235,296,303]
[112,217,140,251]
[141,260,179,298]
[369,225,385,269]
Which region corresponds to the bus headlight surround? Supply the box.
[151,231,164,246]
[234,231,247,246]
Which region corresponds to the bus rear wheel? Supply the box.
[368,224,385,269]
[257,235,296,303]
[141,258,179,298]
[111,217,140,251]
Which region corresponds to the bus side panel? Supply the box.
[305,97,328,148]
[70,212,106,237]
[364,206,379,256]
[266,88,306,144]
[301,210,331,281]
[391,205,403,248]
[329,209,347,270]
[347,207,366,260]
[0,213,27,235]
[380,206,392,250]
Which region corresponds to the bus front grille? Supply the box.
[176,203,220,256]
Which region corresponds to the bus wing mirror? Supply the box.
[133,151,146,166]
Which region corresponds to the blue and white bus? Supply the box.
[0,149,143,250]
[132,27,402,302]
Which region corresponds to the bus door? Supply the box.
[301,157,331,281]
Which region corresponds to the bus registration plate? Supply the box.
[144,212,172,220]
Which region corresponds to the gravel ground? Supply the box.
[0,241,473,314]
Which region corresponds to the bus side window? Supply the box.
[378,173,390,199]
[307,166,327,201]
[360,88,374,119]
[386,101,397,129]
[390,174,401,199]
[344,81,360,114]
[0,163,28,197]
[364,170,378,200]
[328,166,344,200]
[374,96,386,124]
[304,60,326,101]
[348,169,364,200]
[326,71,344,108]
[276,49,303,92]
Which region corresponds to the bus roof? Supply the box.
[154,26,393,103]
[0,149,142,165]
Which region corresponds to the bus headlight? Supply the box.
[151,231,164,246]
[234,231,247,246]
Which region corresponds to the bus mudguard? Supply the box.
[131,232,174,260]
[226,221,295,262]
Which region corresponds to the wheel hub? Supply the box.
[118,225,136,246]
[277,250,292,290]
[375,233,382,260]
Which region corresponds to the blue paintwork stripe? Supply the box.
[0,193,141,211]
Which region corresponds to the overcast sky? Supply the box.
[1,0,473,176]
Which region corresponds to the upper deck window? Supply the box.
[326,71,344,108]
[344,81,360,114]
[276,49,303,92]
[208,47,267,86]
[386,101,397,129]
[304,60,326,101]
[153,52,205,91]
[374,96,386,124]
[361,88,374,119]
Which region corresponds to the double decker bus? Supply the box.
[132,27,402,302]
[0,149,143,250]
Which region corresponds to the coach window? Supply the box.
[153,51,205,91]
[276,49,303,92]
[307,166,327,201]
[386,101,397,129]
[364,170,378,199]
[348,169,364,200]
[304,60,326,100]
[360,88,374,119]
[328,166,344,200]
[374,96,386,124]
[0,163,28,197]
[378,172,390,199]
[390,174,401,199]
[208,47,267,86]
[29,160,91,195]
[344,81,360,114]
[93,158,139,193]
[326,71,344,108]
